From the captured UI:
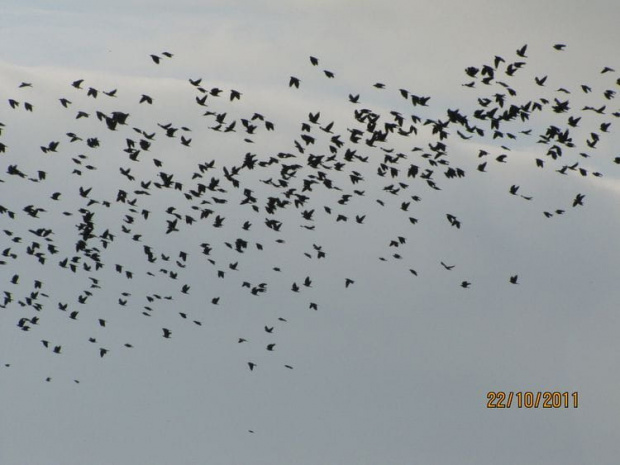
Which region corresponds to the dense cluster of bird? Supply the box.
[0,43,618,385]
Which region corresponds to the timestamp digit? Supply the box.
[496,391,506,408]
[486,391,496,408]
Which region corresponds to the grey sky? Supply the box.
[1,1,620,464]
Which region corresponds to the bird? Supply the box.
[162,328,172,338]
[509,275,519,284]
[516,44,527,58]
[441,262,455,270]
[535,75,547,86]
[572,193,585,207]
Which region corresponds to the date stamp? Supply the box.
[487,391,578,408]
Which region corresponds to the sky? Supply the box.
[1,1,620,464]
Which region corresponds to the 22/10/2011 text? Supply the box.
[487,391,579,408]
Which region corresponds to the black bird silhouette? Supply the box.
[516,44,527,57]
[535,75,547,86]
[441,262,455,270]
[572,193,585,207]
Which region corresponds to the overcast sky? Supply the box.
[1,1,620,464]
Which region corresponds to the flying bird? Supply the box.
[516,44,527,57]
[572,193,585,207]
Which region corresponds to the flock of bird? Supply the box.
[0,43,618,386]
